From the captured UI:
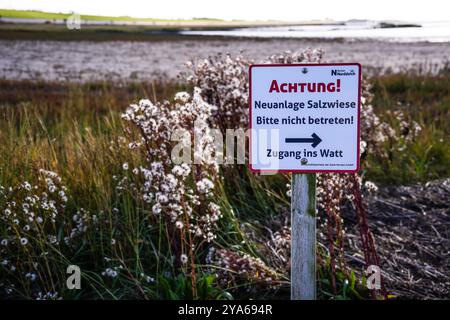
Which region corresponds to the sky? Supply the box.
[0,0,449,22]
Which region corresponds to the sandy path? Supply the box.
[0,39,449,82]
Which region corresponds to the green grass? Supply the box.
[0,9,224,23]
[0,9,70,20]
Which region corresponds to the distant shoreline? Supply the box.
[0,8,424,29]
[0,17,341,28]
[0,8,340,28]
[0,22,442,43]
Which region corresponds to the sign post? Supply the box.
[291,173,316,299]
[249,63,361,300]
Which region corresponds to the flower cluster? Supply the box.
[121,88,224,261]
[186,54,250,129]
[267,48,324,64]
[0,170,69,251]
[0,169,95,298]
[359,82,397,158]
[385,109,422,146]
[35,291,62,300]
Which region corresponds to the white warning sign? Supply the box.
[249,63,361,173]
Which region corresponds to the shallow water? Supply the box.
[181,21,450,43]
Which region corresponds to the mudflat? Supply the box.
[0,38,449,82]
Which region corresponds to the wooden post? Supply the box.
[291,173,316,300]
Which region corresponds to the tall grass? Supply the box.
[368,70,450,184]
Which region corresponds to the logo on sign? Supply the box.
[331,69,356,76]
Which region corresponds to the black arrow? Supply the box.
[285,133,322,148]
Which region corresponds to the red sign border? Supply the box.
[248,63,362,174]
